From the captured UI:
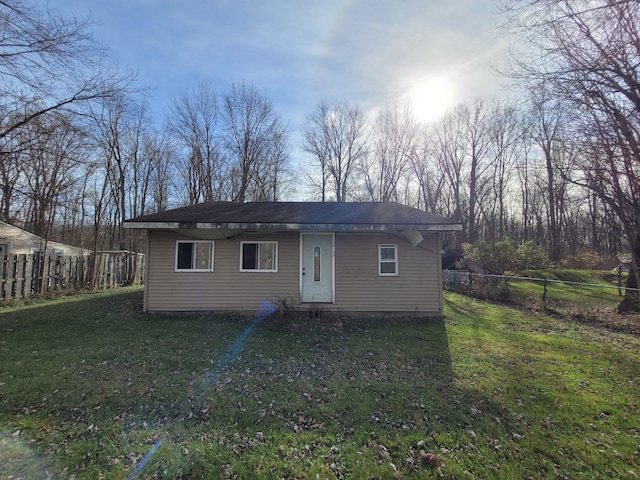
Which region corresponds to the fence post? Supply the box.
[542,278,548,307]
[53,256,61,290]
[25,254,34,297]
[46,256,54,293]
[1,255,7,301]
[6,254,17,300]
[617,265,623,296]
[15,254,25,298]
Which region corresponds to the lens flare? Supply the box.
[128,300,275,479]
[127,438,163,480]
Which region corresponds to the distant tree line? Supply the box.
[1,0,638,308]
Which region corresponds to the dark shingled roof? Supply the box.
[124,202,461,231]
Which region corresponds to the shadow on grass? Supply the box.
[4,289,634,478]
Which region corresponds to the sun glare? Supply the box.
[406,76,456,123]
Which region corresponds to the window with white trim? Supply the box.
[240,241,277,272]
[378,244,398,276]
[175,241,214,271]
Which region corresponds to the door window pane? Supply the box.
[313,246,321,281]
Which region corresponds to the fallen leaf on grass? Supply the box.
[389,462,402,478]
[420,450,441,466]
[377,443,392,462]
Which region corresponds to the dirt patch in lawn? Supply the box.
[563,308,640,336]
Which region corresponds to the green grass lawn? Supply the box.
[506,269,625,309]
[1,287,639,479]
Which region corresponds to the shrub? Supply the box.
[448,277,512,303]
[461,238,549,274]
[560,249,617,270]
[461,238,516,274]
[515,241,550,271]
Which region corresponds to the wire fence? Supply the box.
[443,270,639,311]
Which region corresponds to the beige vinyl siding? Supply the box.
[145,231,300,312]
[332,232,442,314]
[145,230,443,315]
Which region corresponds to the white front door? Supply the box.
[301,233,334,303]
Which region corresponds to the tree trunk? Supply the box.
[617,234,640,314]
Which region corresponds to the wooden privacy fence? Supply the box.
[0,252,145,301]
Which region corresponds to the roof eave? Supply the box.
[123,221,462,232]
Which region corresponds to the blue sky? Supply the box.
[52,0,507,121]
[52,0,509,176]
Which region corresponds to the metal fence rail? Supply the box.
[466,273,640,292]
[443,270,640,312]
[445,271,640,291]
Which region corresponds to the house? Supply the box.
[124,202,462,316]
[0,220,88,257]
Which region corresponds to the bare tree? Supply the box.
[0,0,134,142]
[410,127,446,215]
[251,128,293,201]
[91,96,128,249]
[524,84,573,262]
[485,101,524,240]
[0,142,22,222]
[431,106,467,224]
[167,81,290,204]
[500,0,640,310]
[125,101,158,219]
[90,96,157,250]
[302,100,368,202]
[221,81,289,202]
[0,0,135,259]
[514,130,535,242]
[360,102,418,202]
[461,99,495,243]
[169,83,226,204]
[21,112,86,239]
[146,132,172,212]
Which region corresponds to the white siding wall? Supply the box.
[0,222,87,256]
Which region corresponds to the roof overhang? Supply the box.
[123,221,463,232]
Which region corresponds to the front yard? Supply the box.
[1,287,639,479]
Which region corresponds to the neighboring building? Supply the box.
[0,220,88,257]
[124,202,462,316]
